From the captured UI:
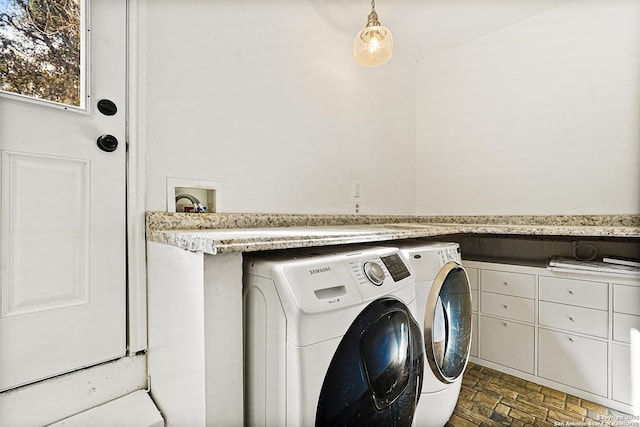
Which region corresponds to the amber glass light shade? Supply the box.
[353,2,393,67]
[353,24,393,67]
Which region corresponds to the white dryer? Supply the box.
[396,241,472,427]
[243,245,424,427]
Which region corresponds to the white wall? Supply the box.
[415,0,640,215]
[141,0,639,216]
[142,0,417,215]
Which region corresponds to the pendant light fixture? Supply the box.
[353,0,394,67]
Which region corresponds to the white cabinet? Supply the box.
[147,242,244,426]
[611,284,640,407]
[537,274,609,396]
[464,260,640,415]
[476,264,535,374]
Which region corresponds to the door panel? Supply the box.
[0,0,126,391]
[2,151,90,316]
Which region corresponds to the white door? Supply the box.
[0,0,126,391]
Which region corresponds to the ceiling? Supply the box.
[336,0,577,61]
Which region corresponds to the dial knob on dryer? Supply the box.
[363,261,385,286]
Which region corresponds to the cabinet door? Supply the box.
[480,316,534,374]
[538,328,607,397]
[612,343,640,406]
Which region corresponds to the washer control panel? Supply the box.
[261,246,415,313]
[363,261,385,286]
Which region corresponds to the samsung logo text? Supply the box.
[309,267,332,275]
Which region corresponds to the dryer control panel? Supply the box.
[438,246,461,265]
[380,254,411,282]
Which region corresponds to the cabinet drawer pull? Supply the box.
[503,281,508,286]
[569,316,574,322]
[503,304,508,309]
[503,322,508,327]
[568,290,574,295]
[568,337,574,342]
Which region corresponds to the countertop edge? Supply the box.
[145,219,640,254]
[146,212,640,231]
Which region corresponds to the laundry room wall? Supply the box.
[414,0,640,215]
[140,0,417,215]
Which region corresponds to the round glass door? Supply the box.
[424,262,472,383]
[315,297,424,426]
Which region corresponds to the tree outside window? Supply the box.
[0,0,82,108]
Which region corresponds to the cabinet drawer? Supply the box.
[480,316,534,374]
[481,292,534,323]
[539,276,607,310]
[538,328,607,397]
[539,301,608,338]
[481,270,534,298]
[613,313,640,344]
[613,284,640,316]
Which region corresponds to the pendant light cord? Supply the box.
[366,0,380,27]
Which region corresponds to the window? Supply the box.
[0,0,85,109]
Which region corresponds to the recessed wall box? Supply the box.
[166,178,222,213]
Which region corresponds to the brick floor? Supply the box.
[446,363,633,427]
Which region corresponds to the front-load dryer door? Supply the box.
[315,297,424,427]
[424,262,472,384]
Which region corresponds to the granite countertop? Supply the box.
[145,213,640,255]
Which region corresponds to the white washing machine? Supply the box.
[396,241,473,427]
[243,245,425,427]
